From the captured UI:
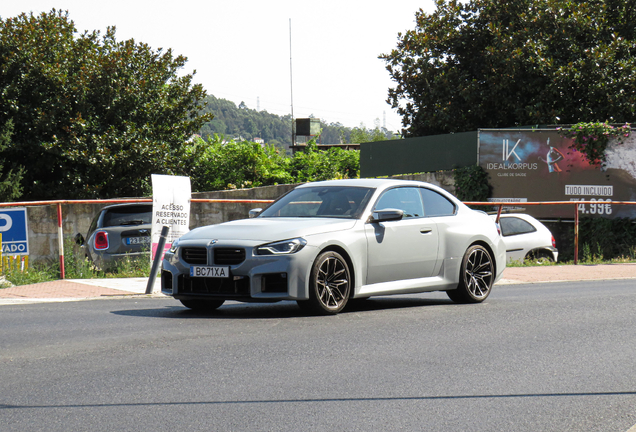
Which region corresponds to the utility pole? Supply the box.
[289,18,295,149]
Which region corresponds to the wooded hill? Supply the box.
[198,95,394,149]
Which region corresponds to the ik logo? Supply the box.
[502,139,521,162]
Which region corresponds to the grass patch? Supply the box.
[506,254,636,267]
[2,262,58,286]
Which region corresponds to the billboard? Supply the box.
[479,129,636,219]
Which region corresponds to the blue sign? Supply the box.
[0,208,29,255]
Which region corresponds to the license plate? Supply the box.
[126,237,151,245]
[190,266,230,278]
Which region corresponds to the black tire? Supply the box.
[299,251,351,315]
[179,299,225,311]
[447,244,494,303]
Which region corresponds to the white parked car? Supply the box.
[491,213,558,263]
[162,179,507,315]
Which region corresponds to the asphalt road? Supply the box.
[2,280,636,432]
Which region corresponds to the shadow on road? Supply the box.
[111,295,457,319]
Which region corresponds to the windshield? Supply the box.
[259,186,375,219]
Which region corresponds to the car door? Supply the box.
[365,186,439,285]
[499,216,538,261]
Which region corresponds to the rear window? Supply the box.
[102,205,152,227]
[420,188,456,217]
[499,217,537,236]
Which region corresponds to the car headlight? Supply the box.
[255,238,307,255]
[168,239,180,254]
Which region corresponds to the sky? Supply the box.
[1,0,436,132]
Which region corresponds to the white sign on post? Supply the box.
[151,174,191,262]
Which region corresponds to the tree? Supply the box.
[187,135,293,191]
[289,139,360,182]
[185,135,360,192]
[0,120,23,201]
[349,123,395,143]
[381,0,636,137]
[0,10,211,199]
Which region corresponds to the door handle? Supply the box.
[420,228,432,234]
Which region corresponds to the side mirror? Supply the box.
[249,208,263,218]
[75,233,85,246]
[369,208,404,223]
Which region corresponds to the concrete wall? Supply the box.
[20,172,455,263]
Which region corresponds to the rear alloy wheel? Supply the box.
[447,245,494,303]
[179,299,225,311]
[299,251,351,315]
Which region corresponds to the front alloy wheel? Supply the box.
[447,245,494,303]
[299,251,351,315]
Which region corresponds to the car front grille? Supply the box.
[177,275,250,297]
[182,247,207,265]
[214,248,245,265]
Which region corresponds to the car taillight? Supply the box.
[94,231,109,250]
[551,235,556,248]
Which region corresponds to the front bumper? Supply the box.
[161,242,317,302]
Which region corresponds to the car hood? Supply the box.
[179,218,358,243]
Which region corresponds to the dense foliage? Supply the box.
[557,122,632,166]
[0,10,211,199]
[187,135,360,192]
[0,120,23,201]
[578,217,636,261]
[452,165,491,202]
[381,0,636,136]
[550,217,636,262]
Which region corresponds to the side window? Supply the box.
[419,188,456,217]
[499,217,537,236]
[374,187,424,218]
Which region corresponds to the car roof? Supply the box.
[296,178,447,191]
[100,202,152,211]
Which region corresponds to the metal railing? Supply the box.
[466,200,636,264]
[0,198,274,279]
[1,198,635,278]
